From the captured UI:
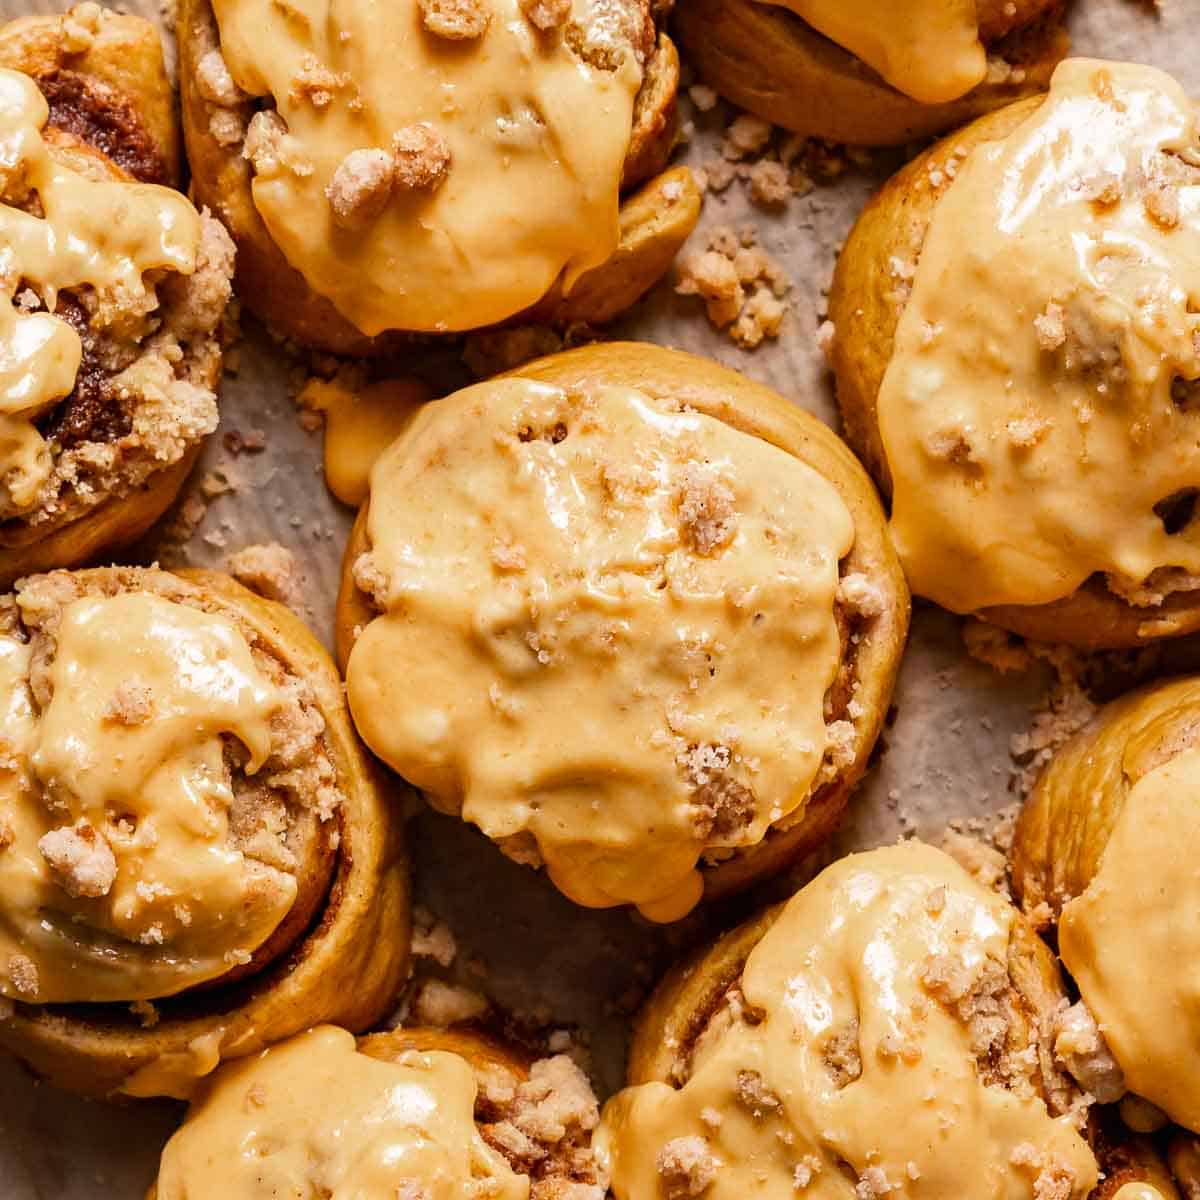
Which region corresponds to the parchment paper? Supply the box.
[1,1,1197,1194]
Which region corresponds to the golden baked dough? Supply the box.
[150,1024,605,1200]
[337,343,908,918]
[673,0,1067,146]
[0,8,233,589]
[1011,677,1200,1133]
[830,60,1200,648]
[177,0,696,353]
[599,842,1098,1200]
[0,566,409,1099]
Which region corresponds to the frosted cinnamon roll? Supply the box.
[337,343,908,921]
[1011,677,1200,1135]
[177,0,697,353]
[673,0,1068,146]
[151,1025,605,1200]
[0,9,235,587]
[597,842,1100,1200]
[0,566,409,1099]
[830,59,1200,648]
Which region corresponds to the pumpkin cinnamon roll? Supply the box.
[830,59,1200,648]
[0,566,409,1099]
[597,841,1100,1200]
[672,0,1068,146]
[337,343,908,921]
[0,8,235,588]
[151,1024,605,1200]
[1010,676,1200,1135]
[177,0,698,353]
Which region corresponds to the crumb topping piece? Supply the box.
[419,0,492,39]
[347,378,860,922]
[392,124,453,191]
[227,543,303,608]
[326,148,396,229]
[520,0,572,31]
[596,843,1098,1200]
[676,226,791,349]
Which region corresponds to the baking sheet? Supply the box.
[1,0,1197,1193]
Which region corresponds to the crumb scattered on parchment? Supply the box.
[962,620,1102,796]
[411,978,490,1026]
[227,542,303,608]
[411,905,458,968]
[223,428,267,455]
[686,99,876,207]
[675,225,791,349]
[161,492,211,548]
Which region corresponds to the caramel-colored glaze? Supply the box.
[597,842,1098,1200]
[346,377,853,921]
[0,68,199,510]
[757,0,984,104]
[300,376,431,507]
[154,1025,528,1200]
[211,0,641,335]
[879,60,1200,615]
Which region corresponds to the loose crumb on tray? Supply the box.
[674,225,791,349]
[227,542,303,608]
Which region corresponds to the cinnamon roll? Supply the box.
[178,0,698,352]
[830,59,1200,647]
[0,7,234,587]
[598,842,1100,1200]
[337,343,908,921]
[0,566,408,1098]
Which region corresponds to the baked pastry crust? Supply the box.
[0,10,227,590]
[336,342,909,904]
[829,95,1200,649]
[178,0,696,354]
[672,0,1068,146]
[0,568,410,1100]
